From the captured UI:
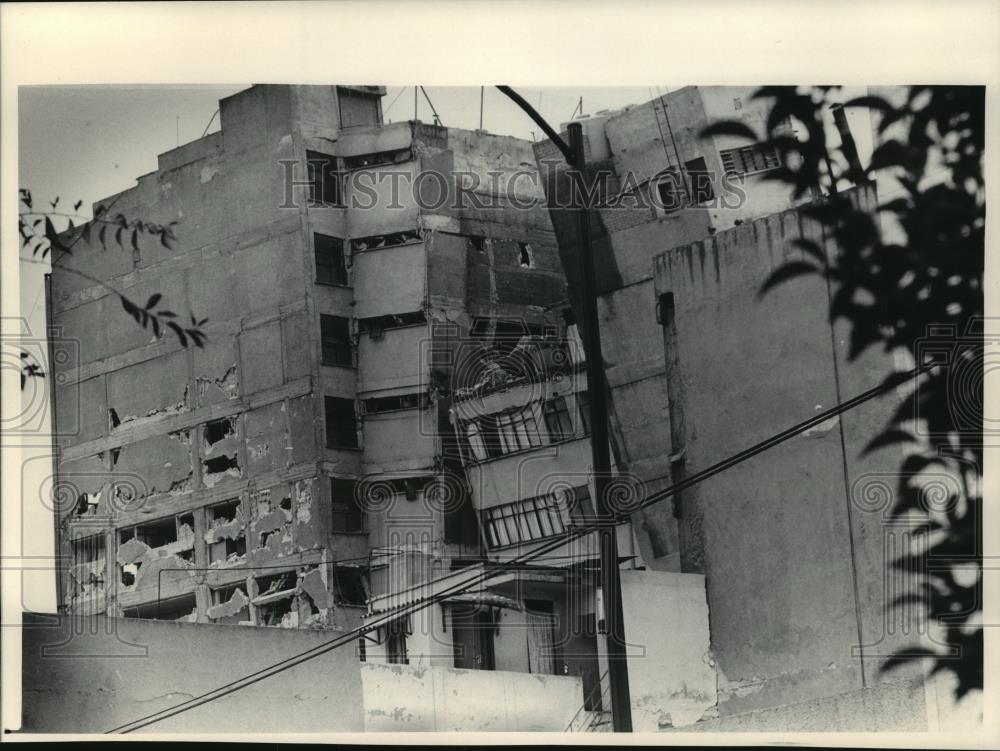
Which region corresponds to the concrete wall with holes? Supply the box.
[50,85,358,621]
[18,612,364,734]
[650,186,924,719]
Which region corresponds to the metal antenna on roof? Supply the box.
[419,86,443,126]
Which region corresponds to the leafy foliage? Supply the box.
[704,86,983,698]
[18,191,208,388]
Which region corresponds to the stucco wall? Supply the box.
[19,612,364,734]
[360,661,584,731]
[651,186,922,716]
[620,570,716,730]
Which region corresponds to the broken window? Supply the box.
[543,396,574,442]
[325,396,359,449]
[343,147,412,170]
[469,318,551,357]
[306,150,342,206]
[361,392,428,415]
[468,235,486,252]
[134,517,177,548]
[207,499,247,564]
[349,229,421,253]
[331,477,366,533]
[685,156,715,204]
[357,311,425,338]
[482,494,567,548]
[331,567,368,605]
[74,492,100,516]
[518,242,534,268]
[253,571,298,627]
[122,593,197,621]
[209,584,250,624]
[202,418,241,484]
[719,144,781,175]
[314,233,349,286]
[321,314,354,367]
[71,534,106,596]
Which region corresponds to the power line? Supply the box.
[105,362,931,733]
[381,86,408,119]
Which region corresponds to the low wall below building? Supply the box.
[18,612,364,734]
[360,661,584,731]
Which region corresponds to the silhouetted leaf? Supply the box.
[145,294,161,310]
[700,121,759,141]
[758,261,818,296]
[863,428,916,455]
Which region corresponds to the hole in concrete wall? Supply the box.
[253,571,298,627]
[122,592,197,621]
[109,408,121,430]
[204,417,235,446]
[207,499,246,563]
[120,561,140,586]
[468,235,486,252]
[259,529,276,548]
[518,242,534,268]
[204,454,240,475]
[210,584,250,624]
[75,492,100,516]
[134,517,177,548]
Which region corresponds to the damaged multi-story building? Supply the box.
[49,83,573,633]
[41,84,944,733]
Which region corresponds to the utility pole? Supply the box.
[567,121,633,733]
[495,86,633,732]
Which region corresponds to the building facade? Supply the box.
[45,84,939,732]
[534,86,930,724]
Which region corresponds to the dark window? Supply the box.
[325,396,359,449]
[482,494,567,548]
[306,151,342,206]
[451,605,496,671]
[315,234,348,286]
[321,315,354,367]
[350,229,421,253]
[331,477,366,533]
[655,169,684,212]
[576,391,591,436]
[719,144,781,175]
[386,618,409,664]
[362,392,428,415]
[357,311,426,337]
[685,157,715,204]
[543,396,574,442]
[343,147,412,171]
[331,567,368,605]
